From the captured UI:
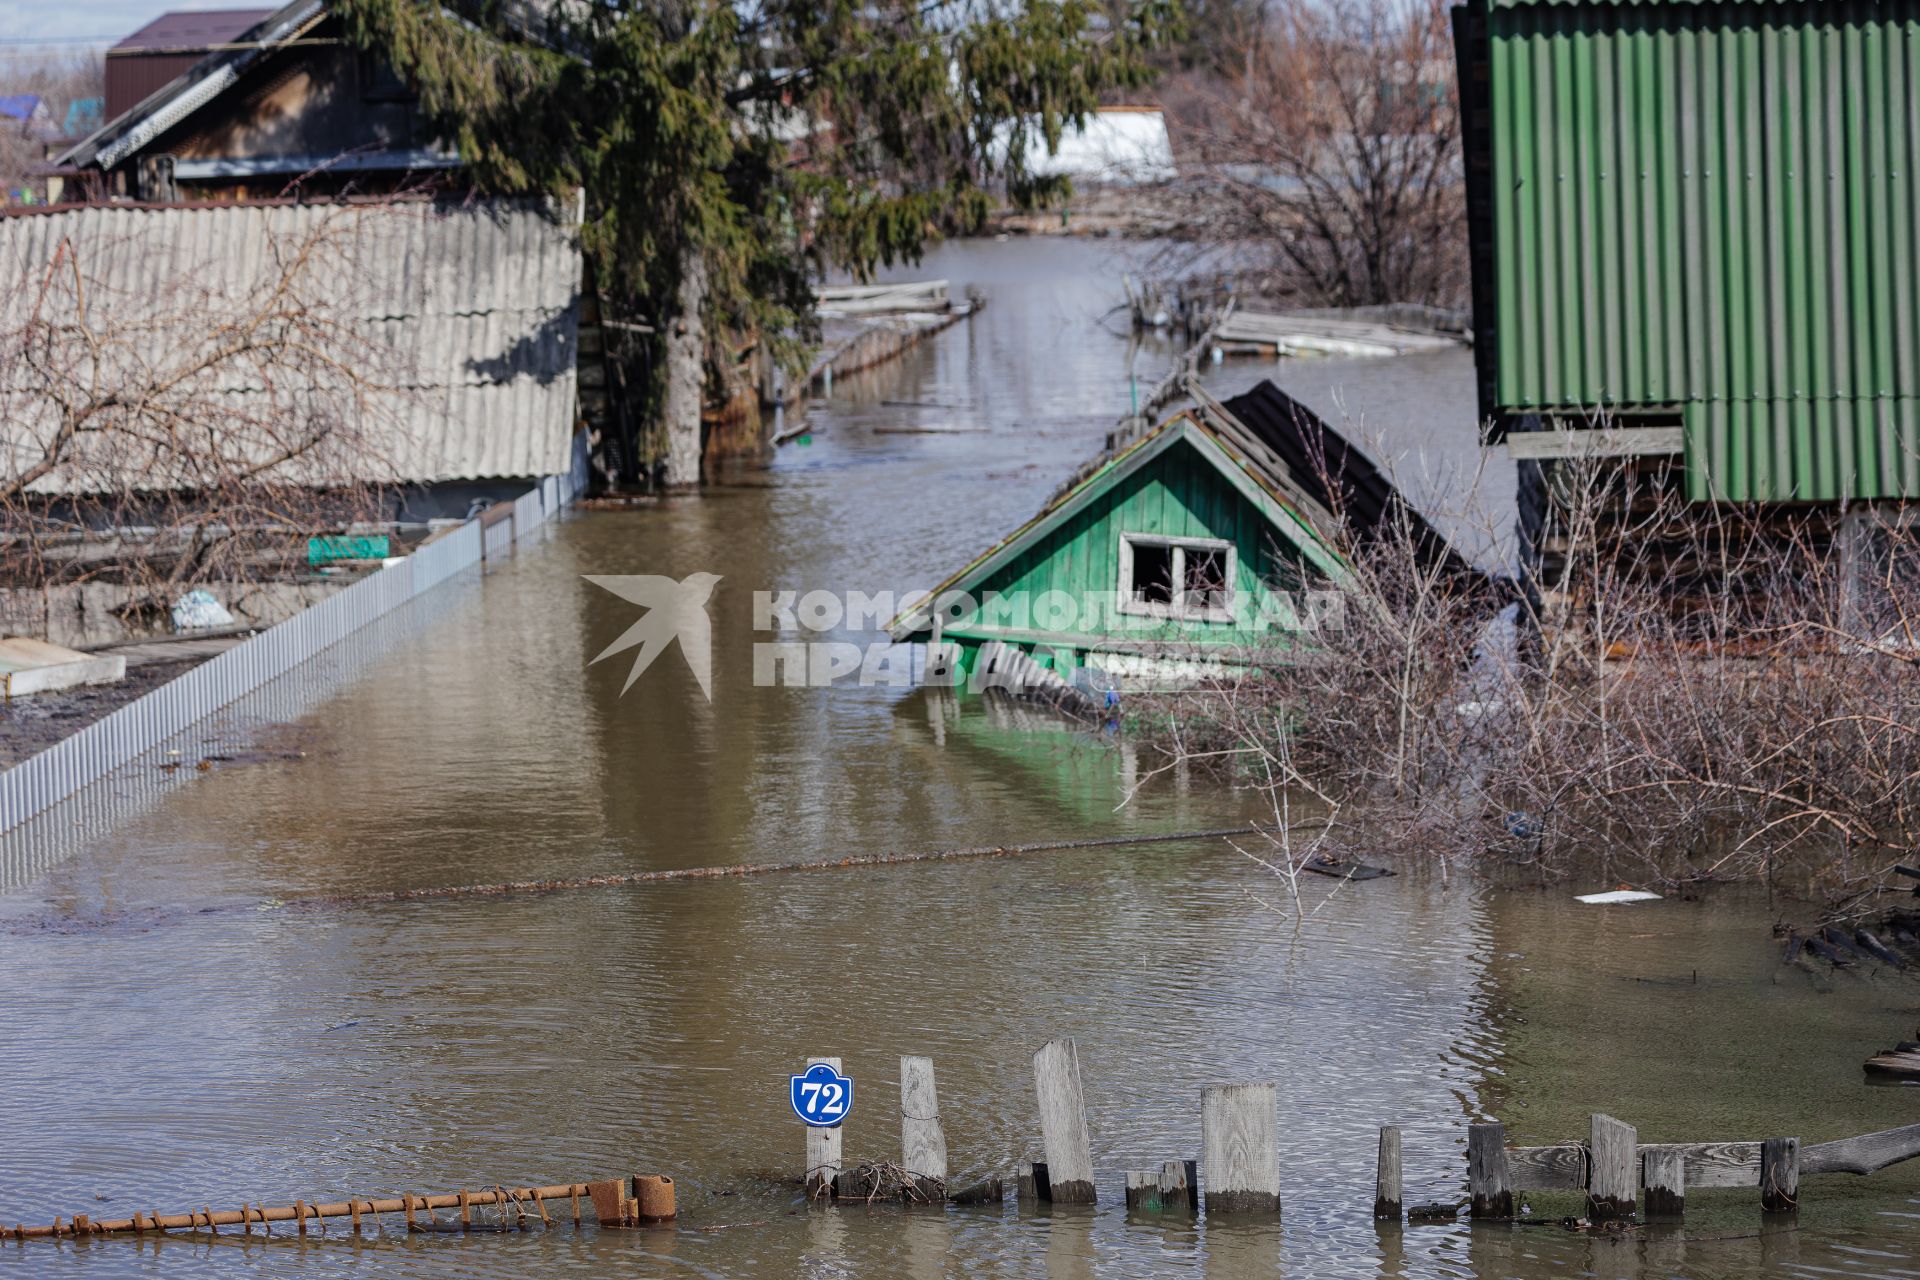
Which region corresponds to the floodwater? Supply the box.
[2,238,1919,1278]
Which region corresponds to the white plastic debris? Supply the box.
[171,589,235,632]
[1575,889,1663,904]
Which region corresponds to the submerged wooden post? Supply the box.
[1761,1137,1800,1213]
[1161,1159,1198,1214]
[1016,1160,1050,1204]
[1200,1084,1282,1215]
[1642,1148,1685,1220]
[805,1056,844,1199]
[1467,1123,1513,1219]
[1375,1127,1403,1220]
[900,1056,949,1199]
[1125,1172,1162,1212]
[1588,1114,1638,1221]
[1032,1039,1096,1203]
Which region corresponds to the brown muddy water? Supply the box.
[1,239,1917,1278]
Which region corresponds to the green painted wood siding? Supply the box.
[945,438,1320,650]
[1486,0,1920,500]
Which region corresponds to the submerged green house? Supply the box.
[889,380,1475,696]
[1454,0,1920,540]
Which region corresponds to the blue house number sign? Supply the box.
[790,1062,853,1127]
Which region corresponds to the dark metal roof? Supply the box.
[1211,380,1482,585]
[109,9,276,54]
[58,1,323,171]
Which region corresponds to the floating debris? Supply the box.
[1575,889,1663,905]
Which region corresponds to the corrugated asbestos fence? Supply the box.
[0,437,590,841]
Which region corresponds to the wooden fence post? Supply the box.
[1588,1114,1637,1221]
[1642,1148,1685,1220]
[1467,1123,1513,1219]
[1032,1039,1096,1203]
[1161,1159,1198,1215]
[1761,1137,1800,1213]
[1374,1127,1403,1220]
[806,1056,843,1199]
[900,1056,948,1199]
[1200,1084,1282,1215]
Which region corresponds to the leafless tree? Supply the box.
[0,49,104,204]
[1163,0,1467,309]
[0,204,412,623]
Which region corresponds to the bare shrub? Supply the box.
[0,48,104,203]
[0,204,414,624]
[1161,0,1467,309]
[1135,442,1920,913]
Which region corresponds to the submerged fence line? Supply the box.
[0,440,590,841]
[283,826,1267,910]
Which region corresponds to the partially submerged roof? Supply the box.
[889,377,1485,639]
[1202,345,1516,573]
[0,197,582,489]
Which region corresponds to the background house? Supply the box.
[105,9,275,121]
[59,1,453,203]
[49,2,616,496]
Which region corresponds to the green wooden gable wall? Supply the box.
[940,429,1334,659]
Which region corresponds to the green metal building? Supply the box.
[1455,0,1920,502]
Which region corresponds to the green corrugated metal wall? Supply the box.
[1486,0,1920,500]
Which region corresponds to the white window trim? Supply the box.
[1117,533,1238,623]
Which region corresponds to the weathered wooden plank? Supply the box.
[1802,1123,1920,1175]
[1467,1123,1514,1219]
[900,1055,949,1199]
[1508,1144,1584,1190]
[1511,1140,1763,1190]
[1642,1142,1763,1188]
[1200,1084,1281,1215]
[1643,1148,1685,1220]
[1374,1127,1402,1220]
[1588,1115,1637,1220]
[1016,1160,1050,1204]
[805,1056,843,1198]
[1761,1138,1800,1213]
[1033,1039,1096,1203]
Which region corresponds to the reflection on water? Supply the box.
[2,240,1919,1278]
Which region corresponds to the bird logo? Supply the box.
[583,572,722,700]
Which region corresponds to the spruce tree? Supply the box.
[334,0,1181,485]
